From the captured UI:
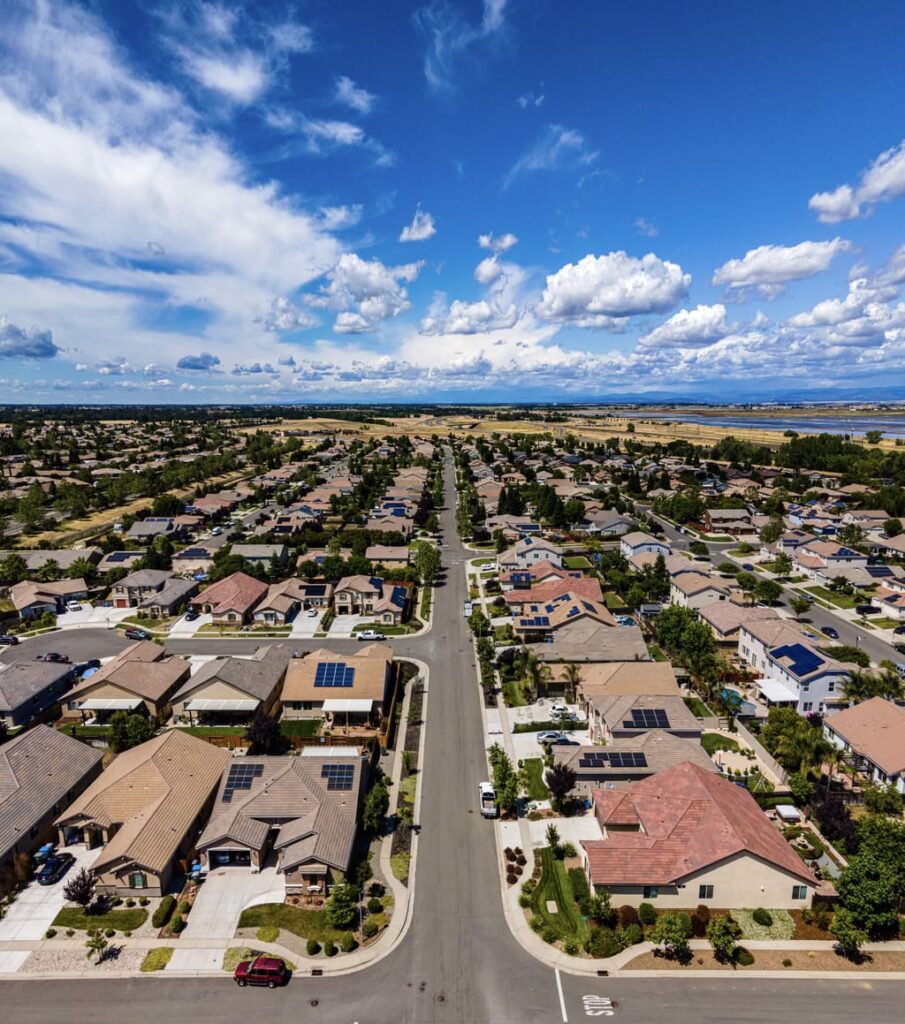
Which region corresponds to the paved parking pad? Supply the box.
[182,866,284,940]
[0,845,99,941]
[0,951,30,975]
[165,948,225,972]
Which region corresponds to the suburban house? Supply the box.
[109,569,197,616]
[0,659,76,728]
[500,560,582,591]
[189,571,268,624]
[54,730,229,896]
[823,697,905,794]
[171,546,215,576]
[553,731,716,796]
[126,517,181,543]
[793,540,869,581]
[253,578,310,625]
[294,581,335,609]
[195,749,367,891]
[497,537,564,572]
[537,619,651,665]
[669,572,735,610]
[701,508,753,535]
[0,547,101,575]
[580,762,817,908]
[504,576,603,613]
[565,661,680,702]
[10,578,88,619]
[576,509,632,536]
[281,645,394,726]
[230,544,289,568]
[0,725,103,874]
[96,551,144,574]
[697,601,779,647]
[63,641,191,723]
[586,693,703,743]
[738,619,853,714]
[620,532,671,562]
[171,646,291,724]
[365,545,411,569]
[512,593,618,642]
[333,575,408,624]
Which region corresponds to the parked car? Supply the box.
[37,652,70,663]
[478,781,498,819]
[802,630,819,641]
[124,627,152,640]
[536,730,563,744]
[550,703,578,719]
[0,634,19,646]
[66,601,82,612]
[183,609,199,621]
[548,736,579,746]
[820,625,840,639]
[895,643,905,655]
[307,608,319,617]
[211,526,223,536]
[234,955,290,988]
[894,624,905,635]
[741,563,754,571]
[36,852,75,886]
[855,604,879,616]
[358,630,387,641]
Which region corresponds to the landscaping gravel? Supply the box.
[22,946,146,975]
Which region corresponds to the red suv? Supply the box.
[234,955,289,988]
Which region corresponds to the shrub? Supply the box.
[112,897,123,907]
[362,920,378,940]
[735,947,755,966]
[515,855,527,867]
[306,938,321,956]
[256,926,279,943]
[125,898,135,908]
[169,914,184,934]
[104,928,115,938]
[367,882,385,899]
[563,940,581,956]
[585,927,622,958]
[782,957,793,967]
[124,931,132,938]
[178,901,190,916]
[638,902,657,926]
[568,868,591,903]
[45,928,57,939]
[506,872,518,885]
[340,932,357,953]
[504,847,515,862]
[621,923,643,946]
[752,908,773,927]
[367,897,383,915]
[323,939,336,957]
[541,925,558,944]
[152,895,175,929]
[529,916,544,933]
[518,893,532,908]
[692,904,711,937]
[139,897,149,907]
[560,842,577,859]
[618,905,640,928]
[521,877,537,896]
[65,928,75,937]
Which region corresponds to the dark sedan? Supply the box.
[37,852,75,886]
[124,627,152,640]
[820,625,840,639]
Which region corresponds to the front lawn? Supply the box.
[390,852,410,881]
[700,733,740,756]
[54,906,148,932]
[140,947,173,972]
[237,903,348,943]
[872,617,902,630]
[521,758,549,801]
[502,680,527,707]
[803,585,859,610]
[530,848,588,944]
[732,908,795,941]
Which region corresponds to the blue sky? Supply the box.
[1,0,905,403]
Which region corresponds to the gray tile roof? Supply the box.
[173,645,291,704]
[0,725,103,861]
[0,661,73,716]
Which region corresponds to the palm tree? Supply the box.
[774,724,831,776]
[516,646,551,699]
[561,662,582,703]
[822,745,845,799]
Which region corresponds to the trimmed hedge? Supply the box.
[152,895,175,929]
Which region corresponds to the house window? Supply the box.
[129,872,147,889]
[698,884,714,900]
[792,885,808,901]
[803,702,813,712]
[642,886,659,899]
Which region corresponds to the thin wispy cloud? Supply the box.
[503,124,599,189]
[414,0,509,91]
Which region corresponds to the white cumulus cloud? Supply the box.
[399,206,437,242]
[712,238,852,298]
[809,140,905,223]
[308,253,424,334]
[638,304,731,349]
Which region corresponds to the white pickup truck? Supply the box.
[479,781,498,819]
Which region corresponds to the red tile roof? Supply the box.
[504,576,603,607]
[582,761,815,886]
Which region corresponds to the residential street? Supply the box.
[2,454,905,1021]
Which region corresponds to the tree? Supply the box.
[735,571,758,604]
[787,772,813,806]
[884,517,902,538]
[561,663,582,702]
[108,712,155,754]
[545,822,561,854]
[759,517,785,545]
[563,498,586,526]
[830,907,867,960]
[126,714,154,749]
[85,927,108,963]
[650,911,692,961]
[838,524,865,549]
[515,647,551,699]
[362,777,390,834]
[0,552,28,585]
[863,784,903,817]
[324,883,359,930]
[754,579,782,605]
[546,762,577,809]
[488,743,519,812]
[245,709,282,754]
[706,913,742,963]
[789,596,811,621]
[412,540,441,584]
[64,868,96,909]
[772,552,793,576]
[836,852,899,934]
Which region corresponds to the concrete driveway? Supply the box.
[57,605,133,629]
[290,610,324,638]
[527,812,602,849]
[510,728,588,764]
[170,612,212,637]
[0,845,99,941]
[182,865,285,940]
[328,613,365,637]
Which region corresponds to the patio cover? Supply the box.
[321,699,374,713]
[756,677,799,704]
[184,698,259,712]
[79,697,143,711]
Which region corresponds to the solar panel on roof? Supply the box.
[321,763,354,791]
[771,643,824,678]
[314,662,355,687]
[624,708,670,729]
[567,606,579,617]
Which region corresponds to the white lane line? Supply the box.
[555,967,569,1023]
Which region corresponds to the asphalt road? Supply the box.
[3,457,905,1020]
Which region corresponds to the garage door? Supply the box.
[210,849,251,867]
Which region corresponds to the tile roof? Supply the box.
[173,645,291,704]
[0,725,103,861]
[0,660,72,715]
[556,661,679,695]
[282,646,393,704]
[191,571,268,615]
[554,731,716,778]
[68,642,189,705]
[824,697,905,776]
[582,762,816,887]
[55,730,229,875]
